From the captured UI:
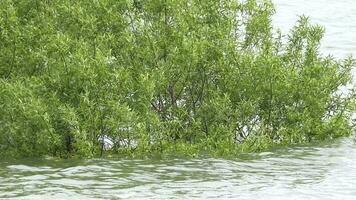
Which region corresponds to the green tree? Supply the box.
[0,0,354,158]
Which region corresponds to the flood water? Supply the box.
[1,1,356,199]
[273,0,356,58]
[1,139,356,199]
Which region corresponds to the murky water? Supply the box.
[1,139,356,199]
[273,0,356,58]
[1,1,356,199]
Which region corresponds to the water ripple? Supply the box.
[1,138,356,199]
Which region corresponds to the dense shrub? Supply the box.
[0,0,354,157]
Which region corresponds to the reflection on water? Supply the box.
[1,1,356,199]
[1,139,356,199]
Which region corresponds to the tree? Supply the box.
[0,0,354,157]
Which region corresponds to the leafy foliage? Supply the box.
[0,0,354,158]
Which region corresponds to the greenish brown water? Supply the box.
[1,138,356,199]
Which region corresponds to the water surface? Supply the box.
[273,0,356,58]
[1,139,356,199]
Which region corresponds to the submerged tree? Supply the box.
[0,0,354,157]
